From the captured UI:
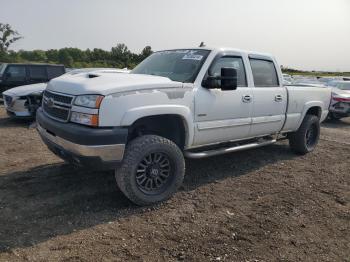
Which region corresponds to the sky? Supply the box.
[1,0,349,71]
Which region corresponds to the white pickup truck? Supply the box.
[36,47,331,205]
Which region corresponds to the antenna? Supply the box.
[199,42,205,47]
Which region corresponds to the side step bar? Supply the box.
[184,139,277,159]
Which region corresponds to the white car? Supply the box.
[328,81,350,120]
[36,47,331,205]
[2,68,129,118]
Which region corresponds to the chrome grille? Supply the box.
[44,90,73,104]
[42,90,74,122]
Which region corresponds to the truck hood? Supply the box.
[46,73,184,95]
[2,83,47,97]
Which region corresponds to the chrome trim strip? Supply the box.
[43,96,72,107]
[197,118,251,131]
[252,115,283,125]
[45,90,75,100]
[37,124,125,162]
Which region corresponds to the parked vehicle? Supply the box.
[36,47,331,205]
[282,73,293,85]
[2,68,129,119]
[328,81,350,120]
[0,63,65,94]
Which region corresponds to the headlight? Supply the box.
[74,95,104,108]
[70,112,99,126]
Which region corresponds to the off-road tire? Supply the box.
[289,114,320,155]
[115,135,185,206]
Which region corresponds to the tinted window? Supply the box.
[6,66,26,79]
[29,66,47,80]
[47,66,64,79]
[250,59,279,87]
[210,56,247,87]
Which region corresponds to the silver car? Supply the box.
[328,81,350,120]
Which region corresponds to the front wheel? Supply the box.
[288,114,320,155]
[115,135,185,206]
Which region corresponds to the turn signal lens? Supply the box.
[70,112,99,127]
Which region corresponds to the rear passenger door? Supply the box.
[28,65,48,84]
[249,57,287,137]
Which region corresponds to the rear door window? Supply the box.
[47,66,65,79]
[6,65,26,80]
[250,59,279,87]
[29,66,48,80]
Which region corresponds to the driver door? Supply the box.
[193,55,253,146]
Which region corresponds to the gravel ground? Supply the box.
[0,105,349,262]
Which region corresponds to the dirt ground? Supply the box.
[0,105,349,262]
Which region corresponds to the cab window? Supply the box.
[210,56,247,87]
[250,59,279,87]
[6,65,26,80]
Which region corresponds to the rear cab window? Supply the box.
[249,58,279,87]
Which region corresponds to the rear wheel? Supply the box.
[289,114,320,155]
[115,135,185,206]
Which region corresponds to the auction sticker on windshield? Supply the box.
[182,51,204,61]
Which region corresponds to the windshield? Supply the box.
[336,82,350,90]
[131,49,210,83]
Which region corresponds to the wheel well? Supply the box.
[128,115,186,150]
[306,106,321,119]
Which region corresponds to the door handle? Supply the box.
[275,95,283,102]
[242,95,252,103]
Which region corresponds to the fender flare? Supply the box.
[121,105,195,147]
[296,101,324,129]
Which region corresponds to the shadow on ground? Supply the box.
[0,142,296,252]
[0,115,32,128]
[322,117,350,129]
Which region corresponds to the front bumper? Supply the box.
[3,95,32,118]
[329,101,350,115]
[36,108,128,169]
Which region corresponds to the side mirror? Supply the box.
[221,67,238,91]
[202,67,238,91]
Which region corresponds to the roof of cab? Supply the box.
[158,46,274,59]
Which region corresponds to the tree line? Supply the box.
[0,23,152,69]
[0,44,153,69]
